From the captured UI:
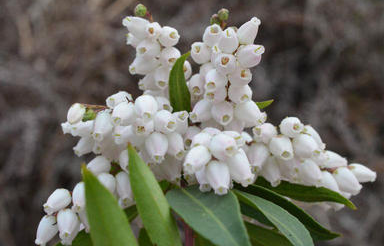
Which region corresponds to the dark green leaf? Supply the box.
[245,222,292,246]
[195,233,216,246]
[166,186,251,246]
[138,228,153,246]
[55,230,93,246]
[241,203,274,227]
[168,52,191,112]
[124,205,138,222]
[128,145,182,246]
[236,184,340,241]
[82,166,137,246]
[235,190,314,246]
[255,99,273,109]
[254,177,356,209]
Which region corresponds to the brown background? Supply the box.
[0,0,383,245]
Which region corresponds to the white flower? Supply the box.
[236,44,264,68]
[211,101,234,126]
[191,42,211,64]
[202,127,222,136]
[205,69,227,92]
[199,62,215,79]
[77,209,90,233]
[138,72,157,90]
[297,159,322,186]
[195,167,212,192]
[133,118,154,136]
[119,149,129,172]
[136,38,161,59]
[269,135,294,160]
[159,47,181,67]
[188,74,205,96]
[43,189,71,215]
[159,26,180,47]
[183,145,212,174]
[112,102,136,126]
[174,111,189,134]
[320,171,340,192]
[247,143,270,173]
[292,133,321,159]
[228,85,252,104]
[260,156,281,187]
[200,119,224,130]
[349,163,376,183]
[155,96,172,112]
[202,24,222,47]
[320,150,347,168]
[252,123,277,144]
[72,182,85,212]
[184,126,201,148]
[303,125,325,150]
[154,110,177,133]
[126,33,140,47]
[35,215,58,245]
[158,155,182,183]
[134,95,158,121]
[129,56,160,75]
[191,132,212,148]
[237,17,261,45]
[166,132,185,159]
[190,99,212,123]
[73,137,94,157]
[114,125,144,146]
[93,110,113,142]
[205,160,231,195]
[223,131,244,147]
[61,122,72,134]
[224,119,245,133]
[209,133,238,160]
[122,16,149,39]
[57,209,80,245]
[116,171,134,208]
[145,22,162,39]
[67,103,86,124]
[97,173,117,194]
[210,44,222,65]
[276,158,300,181]
[332,167,362,195]
[106,91,133,108]
[214,53,236,75]
[234,101,263,126]
[204,86,227,103]
[87,156,111,175]
[71,120,93,137]
[228,66,252,86]
[227,149,255,187]
[145,132,168,163]
[218,27,239,53]
[183,61,192,80]
[279,117,304,138]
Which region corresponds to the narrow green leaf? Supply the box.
[235,190,314,246]
[255,99,274,109]
[236,184,340,241]
[254,177,356,209]
[166,186,251,246]
[168,52,191,112]
[195,233,215,246]
[82,166,138,246]
[128,145,182,246]
[55,230,93,246]
[241,203,274,227]
[138,228,153,246]
[124,205,138,222]
[245,222,292,246]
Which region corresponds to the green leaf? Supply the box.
[138,228,153,246]
[128,145,182,246]
[166,186,251,246]
[240,203,274,227]
[168,52,192,112]
[124,205,138,222]
[55,230,93,246]
[195,233,216,246]
[235,190,314,246]
[82,166,138,246]
[254,177,356,209]
[236,184,340,241]
[255,99,274,109]
[245,222,292,246]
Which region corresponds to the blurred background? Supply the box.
[0,0,383,245]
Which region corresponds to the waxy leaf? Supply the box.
[245,222,292,246]
[138,228,153,246]
[82,166,137,246]
[166,186,251,246]
[255,99,274,109]
[124,205,138,222]
[168,52,192,112]
[128,145,182,246]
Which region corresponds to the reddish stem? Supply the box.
[183,220,194,246]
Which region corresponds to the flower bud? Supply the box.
[73,137,94,157]
[247,143,270,173]
[234,101,263,126]
[183,145,212,174]
[174,111,189,134]
[211,101,234,126]
[228,85,252,104]
[145,132,168,163]
[57,209,80,245]
[333,167,362,195]
[126,33,140,47]
[276,158,300,181]
[160,155,183,183]
[145,22,162,39]
[218,8,229,21]
[269,135,294,160]
[237,17,261,45]
[190,99,212,123]
[138,72,157,90]
[227,149,255,187]
[214,53,236,75]
[122,16,149,39]
[134,95,158,121]
[134,4,147,17]
[77,209,90,233]
[43,189,71,215]
[224,119,245,133]
[320,171,340,192]
[159,47,181,67]
[297,159,322,186]
[87,156,111,175]
[292,133,321,159]
[184,126,201,148]
[159,26,180,47]
[71,120,93,137]
[205,160,231,195]
[114,125,145,146]
[218,28,239,54]
[136,39,161,59]
[349,163,376,183]
[191,42,211,64]
[155,96,172,112]
[205,69,228,92]
[204,86,227,103]
[195,168,211,192]
[228,66,252,86]
[188,74,205,96]
[191,132,212,148]
[252,123,277,144]
[129,56,160,75]
[260,156,281,187]
[35,215,58,245]
[118,149,129,172]
[203,24,222,47]
[184,173,197,185]
[154,110,177,133]
[321,150,347,169]
[303,125,325,150]
[199,62,215,79]
[115,171,134,208]
[67,103,86,124]
[72,182,85,212]
[209,133,238,160]
[183,61,192,80]
[279,117,304,138]
[97,173,116,194]
[92,110,113,142]
[107,91,133,109]
[237,44,264,68]
[61,122,71,134]
[112,102,136,126]
[167,132,185,159]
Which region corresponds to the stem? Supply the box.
[183,220,194,246]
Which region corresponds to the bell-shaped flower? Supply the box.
[43,189,72,215]
[205,160,231,195]
[332,167,362,195]
[145,132,168,163]
[349,163,376,183]
[183,145,212,174]
[35,215,58,245]
[269,135,294,160]
[209,133,238,160]
[67,103,86,124]
[87,156,111,175]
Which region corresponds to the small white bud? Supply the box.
[321,150,347,169]
[184,126,201,148]
[119,149,129,172]
[183,61,193,81]
[126,33,141,47]
[224,119,245,133]
[97,173,116,194]
[71,120,94,137]
[195,167,212,192]
[122,16,149,39]
[236,44,264,68]
[145,22,162,39]
[297,159,322,186]
[228,66,252,86]
[136,39,161,59]
[269,135,294,160]
[183,145,212,174]
[349,163,376,183]
[93,110,113,142]
[211,101,234,126]
[320,171,340,192]
[199,62,215,80]
[333,167,362,195]
[87,156,111,175]
[174,111,189,134]
[214,53,236,75]
[73,137,94,157]
[228,85,252,104]
[145,132,168,163]
[204,86,227,103]
[227,149,255,187]
[237,17,261,45]
[191,42,211,64]
[205,69,228,92]
[205,160,231,195]
[57,209,80,245]
[159,26,180,47]
[134,95,158,121]
[188,74,205,96]
[67,103,86,124]
[252,123,277,144]
[209,133,238,161]
[35,215,58,245]
[260,156,281,187]
[303,125,325,150]
[247,143,270,173]
[116,171,134,208]
[191,132,212,148]
[279,117,304,138]
[292,134,321,159]
[72,182,85,212]
[160,47,181,67]
[129,56,160,75]
[154,110,177,133]
[234,101,263,126]
[155,96,173,112]
[112,102,136,126]
[106,91,133,108]
[43,189,71,215]
[190,99,212,123]
[61,122,72,134]
[203,24,222,47]
[218,28,239,54]
[166,132,185,159]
